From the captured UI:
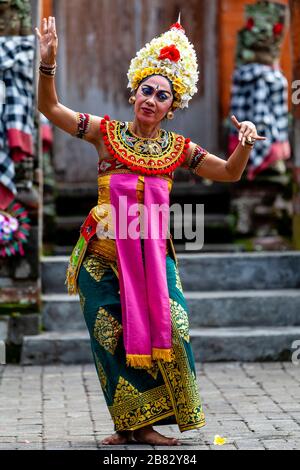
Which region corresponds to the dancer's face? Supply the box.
[134,75,174,125]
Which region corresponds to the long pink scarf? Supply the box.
[109,174,172,369]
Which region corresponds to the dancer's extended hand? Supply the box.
[231,115,267,146]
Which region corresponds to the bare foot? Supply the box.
[133,426,181,446]
[101,430,135,445]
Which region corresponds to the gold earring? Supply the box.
[167,111,174,120]
[129,96,136,105]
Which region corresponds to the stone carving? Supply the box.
[0,0,32,36]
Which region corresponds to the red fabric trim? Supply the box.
[0,184,15,210]
[80,211,98,243]
[42,123,53,152]
[7,129,33,162]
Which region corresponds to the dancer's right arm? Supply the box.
[36,16,101,145]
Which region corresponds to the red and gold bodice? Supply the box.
[98,116,190,180]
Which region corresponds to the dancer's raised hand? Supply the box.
[35,16,58,65]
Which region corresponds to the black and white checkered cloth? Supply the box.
[0,35,35,202]
[229,62,289,168]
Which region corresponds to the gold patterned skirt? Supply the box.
[77,243,206,433]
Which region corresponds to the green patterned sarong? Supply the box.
[77,249,206,433]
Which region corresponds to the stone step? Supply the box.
[187,289,300,327]
[178,251,300,291]
[20,326,300,364]
[190,326,300,362]
[42,289,300,332]
[42,294,85,331]
[42,251,300,294]
[21,331,93,365]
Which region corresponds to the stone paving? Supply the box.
[0,362,300,450]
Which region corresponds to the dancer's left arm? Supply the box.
[182,115,266,182]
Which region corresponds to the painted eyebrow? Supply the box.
[142,84,172,95]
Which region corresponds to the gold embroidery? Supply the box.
[113,376,141,404]
[110,381,175,431]
[87,238,117,262]
[147,362,160,380]
[170,299,190,343]
[95,355,107,392]
[83,254,109,282]
[133,140,163,156]
[93,307,123,354]
[157,312,206,432]
[105,120,186,174]
[107,299,205,432]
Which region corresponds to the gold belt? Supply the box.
[87,237,169,262]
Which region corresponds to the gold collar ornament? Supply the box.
[100,116,190,176]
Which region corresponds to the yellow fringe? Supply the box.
[64,240,88,296]
[152,348,173,362]
[126,354,153,369]
[65,268,79,296]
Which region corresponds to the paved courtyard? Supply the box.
[0,362,300,450]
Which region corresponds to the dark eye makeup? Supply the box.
[141,85,170,102]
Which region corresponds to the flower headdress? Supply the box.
[127,14,199,109]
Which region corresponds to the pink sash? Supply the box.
[109,174,172,369]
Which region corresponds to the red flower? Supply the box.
[273,23,284,35]
[246,18,254,30]
[158,44,181,62]
[170,22,185,33]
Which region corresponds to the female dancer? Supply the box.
[36,16,265,446]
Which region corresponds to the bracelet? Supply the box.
[39,61,57,77]
[39,69,56,78]
[40,61,56,69]
[39,67,56,74]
